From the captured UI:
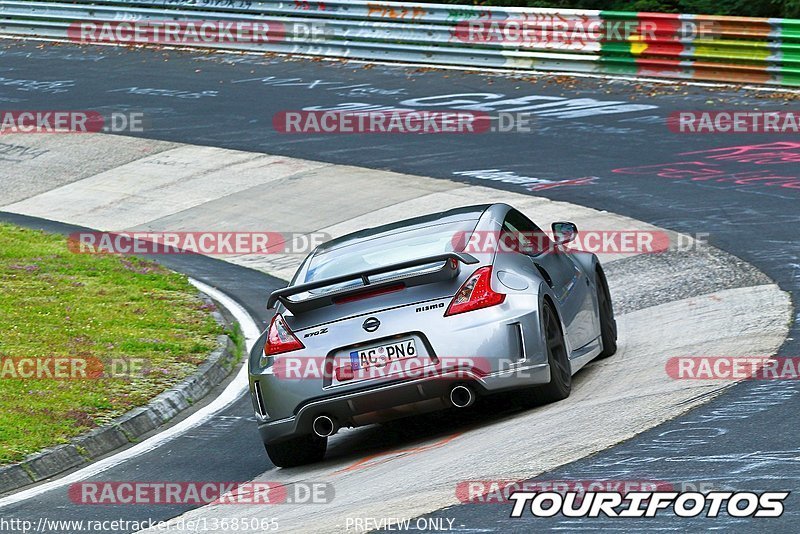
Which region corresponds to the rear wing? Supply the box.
[267,252,480,313]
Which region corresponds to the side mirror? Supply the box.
[551,222,578,246]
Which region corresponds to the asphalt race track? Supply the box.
[0,38,798,532]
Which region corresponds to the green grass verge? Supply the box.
[0,223,227,464]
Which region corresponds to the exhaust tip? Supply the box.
[312,415,337,437]
[450,385,475,408]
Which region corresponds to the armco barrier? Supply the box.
[0,0,798,86]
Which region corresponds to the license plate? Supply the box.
[350,339,417,371]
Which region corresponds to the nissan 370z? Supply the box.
[248,203,617,467]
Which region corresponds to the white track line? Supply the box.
[0,278,260,508]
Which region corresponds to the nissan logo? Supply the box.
[362,317,380,332]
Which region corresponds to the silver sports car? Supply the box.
[248,203,616,467]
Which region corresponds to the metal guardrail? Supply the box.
[0,0,798,86]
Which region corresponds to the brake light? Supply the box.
[333,283,405,305]
[444,266,505,316]
[264,313,304,356]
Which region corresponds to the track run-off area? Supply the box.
[0,38,798,532]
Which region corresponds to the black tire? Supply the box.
[265,434,327,468]
[529,301,572,404]
[596,267,617,359]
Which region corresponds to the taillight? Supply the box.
[264,313,304,356]
[444,266,505,316]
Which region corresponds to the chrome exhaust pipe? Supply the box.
[312,415,338,437]
[450,385,475,408]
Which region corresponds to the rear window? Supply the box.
[304,219,480,283]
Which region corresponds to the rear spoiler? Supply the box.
[267,252,479,313]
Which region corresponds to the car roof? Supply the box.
[315,204,494,255]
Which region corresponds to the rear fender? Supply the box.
[490,251,572,367]
[490,249,545,296]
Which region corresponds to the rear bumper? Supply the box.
[251,292,553,444]
[256,363,548,444]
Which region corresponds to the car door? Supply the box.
[501,210,595,352]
